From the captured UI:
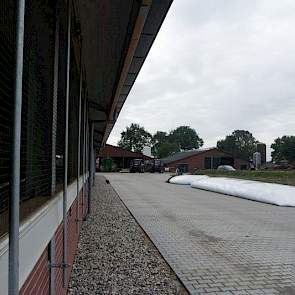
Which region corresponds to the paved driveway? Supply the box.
[101,173,295,294]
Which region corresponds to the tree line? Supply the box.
[118,123,295,163]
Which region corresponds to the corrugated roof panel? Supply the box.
[128,57,144,74]
[118,94,127,103]
[125,73,136,85]
[134,34,154,57]
[161,148,216,164]
[121,85,131,96]
[142,0,173,34]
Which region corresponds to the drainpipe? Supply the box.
[62,0,71,287]
[9,1,25,294]
[76,59,82,231]
[49,0,60,293]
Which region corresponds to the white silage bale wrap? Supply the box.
[168,175,209,185]
[190,177,295,207]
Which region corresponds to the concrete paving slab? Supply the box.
[102,173,295,294]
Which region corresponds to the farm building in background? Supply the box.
[99,144,152,171]
[161,148,249,173]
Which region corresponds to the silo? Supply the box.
[253,152,262,169]
[256,142,266,164]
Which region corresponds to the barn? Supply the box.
[161,147,249,173]
[99,144,152,171]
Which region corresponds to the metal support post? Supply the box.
[85,113,90,218]
[76,62,82,229]
[49,1,60,293]
[88,122,94,216]
[62,0,71,287]
[9,1,25,294]
[93,146,95,186]
[82,98,86,219]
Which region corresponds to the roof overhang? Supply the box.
[77,0,173,150]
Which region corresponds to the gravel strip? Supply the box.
[68,175,187,295]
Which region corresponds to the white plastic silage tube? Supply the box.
[169,175,209,185]
[191,177,295,207]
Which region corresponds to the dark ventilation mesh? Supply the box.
[56,0,68,192]
[0,0,16,238]
[68,44,79,183]
[0,0,84,237]
[20,0,55,220]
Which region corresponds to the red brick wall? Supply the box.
[167,149,249,172]
[20,246,50,295]
[20,184,88,295]
[55,194,80,295]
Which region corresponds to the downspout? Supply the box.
[9,0,25,294]
[49,0,60,293]
[62,0,71,287]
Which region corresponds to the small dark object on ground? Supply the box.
[105,179,110,184]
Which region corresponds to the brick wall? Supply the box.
[20,246,50,295]
[20,184,88,295]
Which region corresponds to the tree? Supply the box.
[217,130,257,161]
[169,126,204,151]
[157,141,180,159]
[151,131,168,157]
[118,124,204,158]
[271,136,295,163]
[118,123,152,152]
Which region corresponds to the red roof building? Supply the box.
[99,144,152,170]
[161,147,249,173]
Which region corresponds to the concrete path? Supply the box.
[102,173,295,295]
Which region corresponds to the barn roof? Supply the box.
[100,144,153,159]
[161,147,216,164]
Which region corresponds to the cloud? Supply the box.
[108,0,295,160]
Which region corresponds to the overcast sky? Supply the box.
[108,0,295,159]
